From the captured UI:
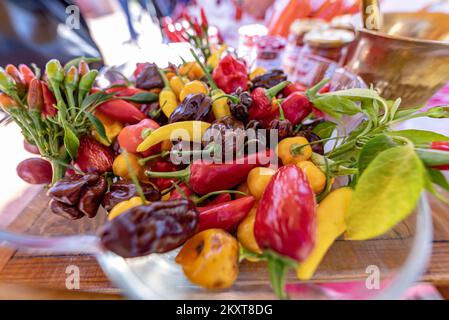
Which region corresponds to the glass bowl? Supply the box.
[0,55,433,300]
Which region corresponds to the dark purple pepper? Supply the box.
[48,174,98,205]
[102,180,161,211]
[168,93,212,123]
[269,118,293,140]
[99,200,199,258]
[135,63,164,90]
[250,69,287,90]
[50,199,84,220]
[78,176,108,218]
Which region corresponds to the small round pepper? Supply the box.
[237,207,262,255]
[112,153,145,181]
[108,196,147,220]
[179,62,205,80]
[296,161,326,194]
[277,136,312,165]
[176,229,239,289]
[169,75,187,98]
[247,167,276,200]
[179,80,209,102]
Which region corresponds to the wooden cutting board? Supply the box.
[0,188,449,296]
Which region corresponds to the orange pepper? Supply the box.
[176,229,239,289]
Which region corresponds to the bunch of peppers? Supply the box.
[3,38,449,300]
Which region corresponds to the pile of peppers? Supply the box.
[3,35,449,300]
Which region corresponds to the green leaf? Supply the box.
[80,91,115,111]
[427,168,449,192]
[305,78,330,100]
[312,95,361,120]
[388,129,449,146]
[424,106,449,118]
[388,98,402,121]
[345,145,425,240]
[120,92,158,103]
[86,112,109,145]
[312,121,337,139]
[415,148,449,167]
[425,169,449,204]
[358,134,398,174]
[63,125,80,160]
[393,106,421,120]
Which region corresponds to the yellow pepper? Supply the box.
[247,167,276,200]
[176,229,239,289]
[161,191,171,201]
[137,121,211,152]
[179,62,205,80]
[249,67,267,80]
[277,136,312,165]
[112,153,145,181]
[108,196,148,220]
[237,207,262,255]
[92,110,123,146]
[206,44,228,69]
[179,80,208,102]
[296,188,353,280]
[158,69,178,117]
[296,161,327,194]
[169,75,188,98]
[211,89,231,119]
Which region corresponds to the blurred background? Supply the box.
[1,0,449,68]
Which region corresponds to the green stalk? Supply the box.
[189,48,218,90]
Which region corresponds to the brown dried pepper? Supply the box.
[99,199,199,258]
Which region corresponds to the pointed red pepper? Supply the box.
[96,99,146,124]
[41,81,58,117]
[255,164,316,299]
[249,81,290,122]
[18,64,35,87]
[200,7,208,29]
[198,196,255,231]
[27,78,44,112]
[146,150,273,195]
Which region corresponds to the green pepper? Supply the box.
[78,70,98,104]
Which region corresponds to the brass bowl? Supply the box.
[345,12,449,108]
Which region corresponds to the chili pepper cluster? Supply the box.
[2,38,449,299]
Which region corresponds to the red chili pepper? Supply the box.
[118,118,161,156]
[18,64,35,87]
[147,150,273,195]
[430,141,449,170]
[41,81,58,117]
[6,64,26,96]
[169,182,194,200]
[198,196,255,231]
[148,160,178,191]
[249,81,290,122]
[115,87,146,97]
[254,164,316,299]
[27,78,44,112]
[281,92,312,126]
[200,7,208,29]
[206,193,232,206]
[96,99,145,124]
[212,54,248,94]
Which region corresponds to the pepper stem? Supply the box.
[194,190,247,205]
[266,254,289,300]
[212,94,239,104]
[266,81,290,100]
[158,68,171,89]
[278,103,285,121]
[189,48,218,90]
[145,166,190,180]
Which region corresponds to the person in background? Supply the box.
[0,0,101,67]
